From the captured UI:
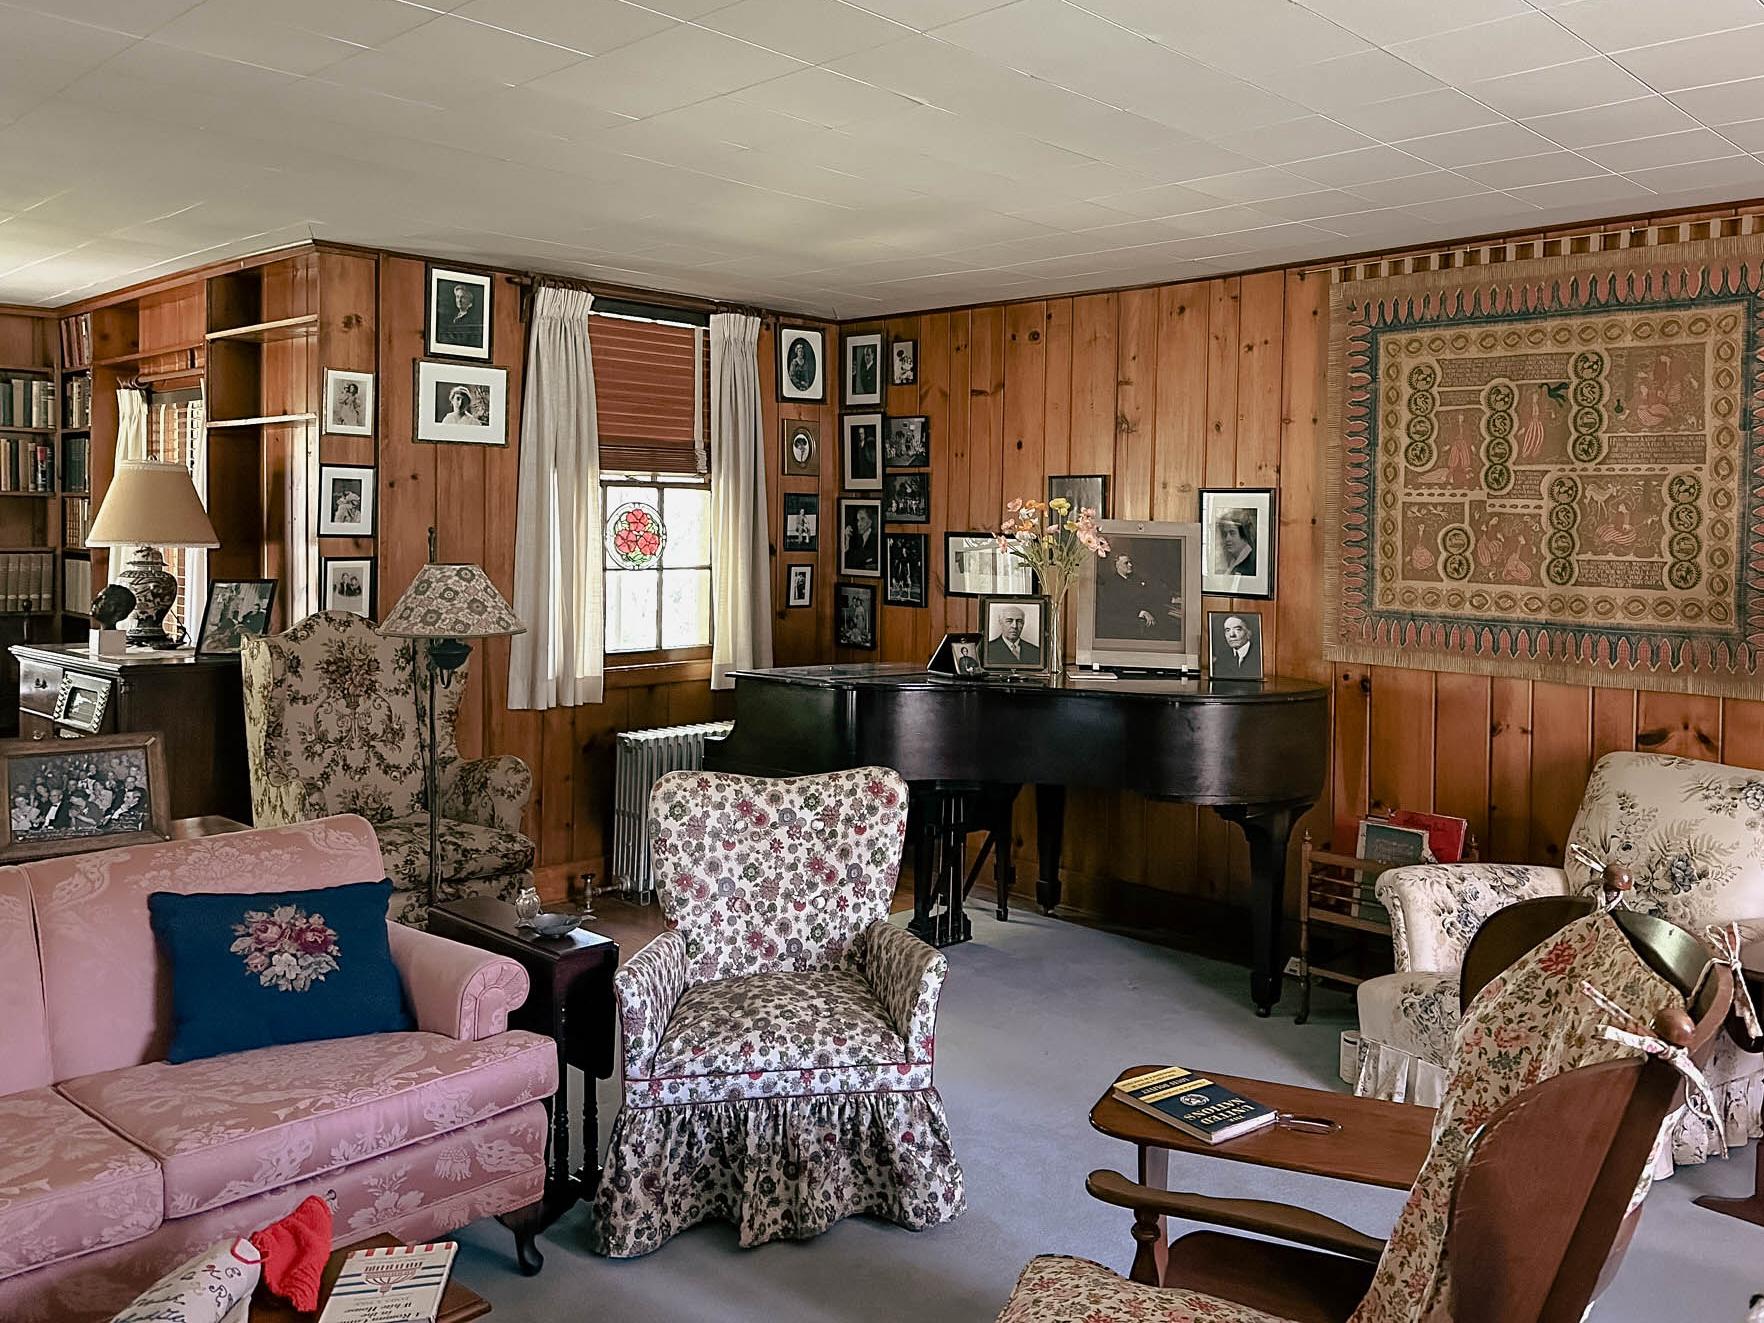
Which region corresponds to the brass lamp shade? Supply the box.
[86,460,220,549]
[381,562,524,640]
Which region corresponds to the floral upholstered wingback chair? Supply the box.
[1356,750,1764,1166]
[593,767,966,1257]
[239,610,535,925]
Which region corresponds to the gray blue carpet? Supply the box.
[452,907,1761,1320]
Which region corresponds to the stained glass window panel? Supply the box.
[661,485,710,569]
[660,568,710,649]
[605,568,658,652]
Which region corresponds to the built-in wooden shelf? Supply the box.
[93,340,206,368]
[137,367,204,386]
[0,365,51,374]
[0,428,53,435]
[207,413,317,430]
[206,315,317,344]
[0,492,55,499]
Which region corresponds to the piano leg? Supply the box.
[908,785,972,948]
[1217,802,1305,1017]
[1035,784,1066,914]
[988,785,1018,921]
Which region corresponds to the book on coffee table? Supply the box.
[317,1241,459,1323]
[1111,1065,1278,1144]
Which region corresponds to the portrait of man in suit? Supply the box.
[984,600,1043,668]
[841,501,880,575]
[1093,537,1184,642]
[1208,611,1264,680]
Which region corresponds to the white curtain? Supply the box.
[508,286,604,709]
[116,387,147,459]
[709,312,773,689]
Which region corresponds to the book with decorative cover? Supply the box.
[1111,1065,1278,1144]
[1386,809,1468,864]
[316,1241,457,1323]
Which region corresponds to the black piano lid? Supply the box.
[726,663,1325,703]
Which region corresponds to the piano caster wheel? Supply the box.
[1039,905,1054,917]
[1254,1006,1271,1018]
[996,905,1008,921]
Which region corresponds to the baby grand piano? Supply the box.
[704,664,1328,1016]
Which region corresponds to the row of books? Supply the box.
[63,435,89,493]
[64,497,88,549]
[64,374,90,428]
[0,438,55,492]
[64,556,91,616]
[1352,809,1471,923]
[60,313,92,371]
[0,553,56,613]
[0,375,53,429]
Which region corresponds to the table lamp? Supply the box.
[84,459,220,647]
[381,529,525,909]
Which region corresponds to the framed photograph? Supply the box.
[1199,487,1276,599]
[978,594,1050,672]
[885,415,929,468]
[1207,609,1265,681]
[323,369,374,436]
[786,563,813,608]
[838,499,882,578]
[944,531,1035,598]
[842,412,882,491]
[783,492,819,552]
[1048,473,1110,519]
[195,579,277,657]
[0,732,170,861]
[322,556,375,618]
[52,672,110,734]
[928,631,982,677]
[885,532,928,607]
[891,338,917,386]
[777,325,826,403]
[836,583,876,649]
[415,360,507,445]
[883,472,929,524]
[843,331,884,407]
[318,464,376,537]
[1076,519,1203,672]
[781,418,820,476]
[426,265,492,360]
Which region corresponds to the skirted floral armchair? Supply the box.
[592,767,966,1257]
[1356,750,1764,1166]
[240,610,536,926]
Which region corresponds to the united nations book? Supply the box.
[316,1241,457,1323]
[1112,1066,1278,1144]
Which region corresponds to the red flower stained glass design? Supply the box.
[606,501,667,569]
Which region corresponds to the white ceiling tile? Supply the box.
[1214,115,1376,165]
[1396,120,1556,168]
[237,0,436,47]
[1079,0,1370,77]
[1667,77,1764,128]
[1291,0,1532,46]
[1349,170,1495,205]
[376,14,591,82]
[1257,47,1444,111]
[526,25,803,118]
[1521,94,1698,148]
[1401,190,1540,224]
[733,67,919,127]
[1465,56,1650,120]
[845,0,1010,31]
[1291,143,1436,186]
[1719,117,1764,152]
[1330,89,1503,139]
[1621,155,1764,197]
[1005,198,1139,229]
[1458,151,1611,189]
[1502,173,1654,209]
[0,0,202,39]
[146,0,362,76]
[1250,188,1383,220]
[1612,24,1764,92]
[1580,127,1745,172]
[0,7,138,94]
[698,0,906,63]
[1391,14,1597,83]
[1076,181,1222,220]
[1182,166,1327,204]
[448,0,678,55]
[1546,0,1764,55]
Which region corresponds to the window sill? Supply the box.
[605,657,712,688]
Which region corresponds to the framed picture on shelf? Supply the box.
[836,583,876,649]
[322,557,375,619]
[322,369,374,436]
[0,732,170,861]
[426,265,492,360]
[838,499,882,578]
[884,415,929,468]
[842,413,882,491]
[1206,609,1264,681]
[194,579,277,657]
[978,594,1051,673]
[843,331,884,407]
[1047,473,1109,519]
[777,325,826,403]
[891,338,917,386]
[317,464,376,537]
[781,418,820,476]
[1199,487,1276,599]
[786,563,813,608]
[1075,518,1202,672]
[52,672,109,733]
[928,631,982,676]
[415,360,507,445]
[783,493,819,552]
[885,532,927,607]
[883,472,929,524]
[944,531,1035,598]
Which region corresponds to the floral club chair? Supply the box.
[1356,751,1764,1165]
[240,610,535,926]
[593,767,966,1257]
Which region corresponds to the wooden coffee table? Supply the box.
[250,1234,489,1322]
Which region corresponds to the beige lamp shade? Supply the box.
[381,562,525,640]
[86,460,219,548]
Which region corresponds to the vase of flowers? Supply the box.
[997,497,1110,682]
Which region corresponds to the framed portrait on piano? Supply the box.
[1075,519,1202,673]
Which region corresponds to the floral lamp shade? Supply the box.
[380,562,525,640]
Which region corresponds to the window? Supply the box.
[145,387,206,639]
[602,474,711,654]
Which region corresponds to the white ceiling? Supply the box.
[3,0,1764,316]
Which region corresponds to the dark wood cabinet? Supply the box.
[11,643,250,822]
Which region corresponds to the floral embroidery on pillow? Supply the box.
[230,904,340,991]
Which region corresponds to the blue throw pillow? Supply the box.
[148,880,413,1064]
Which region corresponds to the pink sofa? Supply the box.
[0,815,556,1322]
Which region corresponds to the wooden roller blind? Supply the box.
[592,312,706,475]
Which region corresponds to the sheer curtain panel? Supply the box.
[508,285,604,709]
[709,312,772,689]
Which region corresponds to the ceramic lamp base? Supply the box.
[118,546,177,647]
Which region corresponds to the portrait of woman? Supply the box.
[1199,488,1276,599]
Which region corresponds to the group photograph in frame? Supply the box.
[777,325,826,403]
[842,412,882,490]
[979,593,1050,672]
[781,418,820,476]
[427,265,491,359]
[323,369,373,436]
[1076,519,1202,672]
[415,360,507,445]
[195,578,277,656]
[883,472,929,524]
[839,498,882,578]
[836,583,876,649]
[884,415,930,468]
[891,338,917,386]
[1207,609,1265,681]
[783,492,819,552]
[944,531,1035,598]
[844,331,884,407]
[322,556,375,618]
[1199,487,1276,599]
[928,631,981,677]
[1047,473,1109,519]
[786,563,813,609]
[0,732,170,861]
[318,464,376,537]
[885,532,927,607]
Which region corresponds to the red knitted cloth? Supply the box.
[249,1195,333,1311]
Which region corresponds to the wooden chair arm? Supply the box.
[1085,1169,1386,1264]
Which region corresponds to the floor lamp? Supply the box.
[380,532,525,912]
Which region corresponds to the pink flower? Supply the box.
[251,919,284,946]
[297,925,333,954]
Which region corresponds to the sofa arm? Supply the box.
[860,919,946,1063]
[439,754,532,832]
[617,930,690,1081]
[1375,863,1570,974]
[386,921,530,1040]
